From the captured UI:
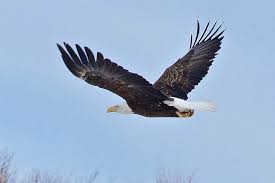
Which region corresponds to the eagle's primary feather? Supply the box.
[57,21,224,117]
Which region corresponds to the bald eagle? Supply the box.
[57,21,224,118]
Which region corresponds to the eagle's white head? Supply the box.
[107,104,133,114]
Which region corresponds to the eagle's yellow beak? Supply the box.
[107,106,118,113]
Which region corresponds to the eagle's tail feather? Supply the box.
[187,101,217,112]
[164,97,216,112]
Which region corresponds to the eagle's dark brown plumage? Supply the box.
[57,21,224,117]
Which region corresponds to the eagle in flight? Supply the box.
[57,21,224,118]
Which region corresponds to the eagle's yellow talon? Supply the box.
[176,110,194,118]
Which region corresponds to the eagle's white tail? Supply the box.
[164,97,216,112]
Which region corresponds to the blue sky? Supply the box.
[0,0,274,182]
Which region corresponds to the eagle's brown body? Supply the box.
[127,100,179,117]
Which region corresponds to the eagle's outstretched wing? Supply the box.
[154,21,225,100]
[57,43,168,103]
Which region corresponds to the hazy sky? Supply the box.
[0,0,274,182]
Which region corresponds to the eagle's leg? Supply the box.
[176,110,194,118]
